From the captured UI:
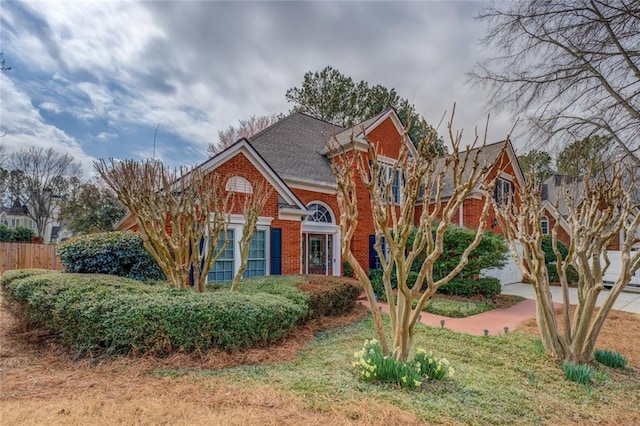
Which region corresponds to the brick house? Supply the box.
[118,108,524,283]
[538,174,640,286]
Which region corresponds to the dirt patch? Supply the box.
[517,306,640,368]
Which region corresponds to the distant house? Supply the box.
[539,174,640,286]
[118,109,525,283]
[0,201,37,236]
[0,200,68,243]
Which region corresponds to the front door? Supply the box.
[307,234,326,275]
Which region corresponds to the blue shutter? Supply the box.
[369,234,377,270]
[270,228,282,275]
[188,237,206,287]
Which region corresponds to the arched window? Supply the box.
[225,176,253,194]
[306,203,333,223]
[541,216,549,235]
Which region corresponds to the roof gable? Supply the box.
[200,138,307,211]
[321,108,416,157]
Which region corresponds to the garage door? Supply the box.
[481,241,523,286]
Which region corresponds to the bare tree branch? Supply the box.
[472,0,640,166]
[329,106,503,361]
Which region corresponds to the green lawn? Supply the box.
[421,297,497,318]
[412,295,525,318]
[153,316,639,425]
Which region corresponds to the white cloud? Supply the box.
[0,75,96,176]
[39,101,61,114]
[96,131,117,140]
[2,0,526,169]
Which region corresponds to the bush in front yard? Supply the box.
[58,231,164,281]
[210,275,362,320]
[301,276,362,319]
[547,263,579,285]
[0,224,35,242]
[410,226,508,280]
[2,271,306,355]
[0,268,53,287]
[438,277,502,298]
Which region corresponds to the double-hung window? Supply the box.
[494,178,513,205]
[208,230,235,282]
[244,229,266,278]
[375,161,403,205]
[541,216,549,235]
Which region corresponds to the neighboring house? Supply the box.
[0,200,66,243]
[540,174,640,286]
[118,108,525,283]
[0,200,35,230]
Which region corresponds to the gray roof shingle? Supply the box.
[248,113,344,184]
[436,140,510,199]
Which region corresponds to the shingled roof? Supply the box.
[436,140,515,199]
[248,113,344,185]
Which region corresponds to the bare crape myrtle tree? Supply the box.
[493,168,640,363]
[96,159,232,292]
[330,108,504,361]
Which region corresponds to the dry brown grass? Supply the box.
[2,291,639,425]
[1,300,423,425]
[517,305,640,368]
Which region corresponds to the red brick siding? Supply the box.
[367,116,403,159]
[215,152,302,274]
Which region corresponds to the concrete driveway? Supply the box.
[502,283,640,314]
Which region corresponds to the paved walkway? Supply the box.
[358,297,545,337]
[357,283,640,337]
[502,283,640,314]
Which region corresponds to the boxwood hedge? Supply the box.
[2,272,306,356]
[57,232,164,281]
[209,275,361,320]
[437,277,502,298]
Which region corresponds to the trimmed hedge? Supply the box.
[369,271,501,300]
[301,276,362,319]
[209,275,361,320]
[0,268,53,286]
[2,272,306,355]
[0,224,35,242]
[58,232,164,281]
[437,277,502,298]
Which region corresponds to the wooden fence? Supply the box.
[0,242,63,275]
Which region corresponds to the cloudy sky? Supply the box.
[1,1,519,176]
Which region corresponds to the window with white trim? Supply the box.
[306,203,333,223]
[208,230,235,282]
[541,216,549,235]
[494,178,513,205]
[244,230,266,278]
[376,162,403,205]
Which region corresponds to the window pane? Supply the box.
[209,230,234,282]
[306,203,332,223]
[244,230,266,278]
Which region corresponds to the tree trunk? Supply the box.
[392,291,414,362]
